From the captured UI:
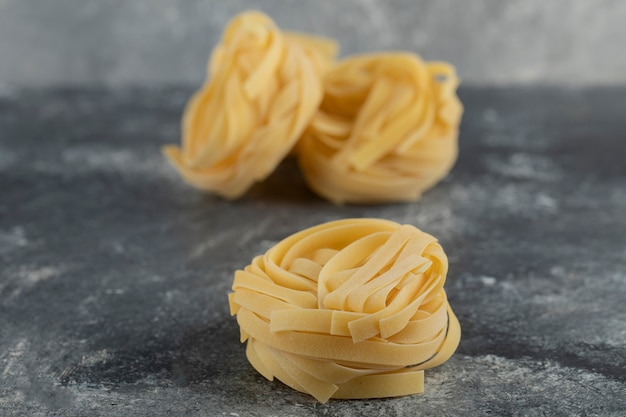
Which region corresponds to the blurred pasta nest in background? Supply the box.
[298,53,463,204]
[229,218,461,403]
[162,11,463,204]
[163,11,337,199]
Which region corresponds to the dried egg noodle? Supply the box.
[163,11,337,199]
[229,218,461,403]
[298,53,463,204]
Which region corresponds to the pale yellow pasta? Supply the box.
[228,218,461,403]
[298,53,463,204]
[162,11,337,199]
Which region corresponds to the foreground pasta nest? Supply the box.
[229,218,461,403]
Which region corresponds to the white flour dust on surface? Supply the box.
[479,108,554,151]
[449,181,560,218]
[0,226,28,255]
[484,153,563,182]
[61,146,177,180]
[190,218,273,260]
[78,349,111,368]
[1,338,28,379]
[3,264,66,300]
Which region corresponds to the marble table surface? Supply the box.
[1,87,625,416]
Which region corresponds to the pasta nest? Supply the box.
[229,218,461,403]
[298,53,463,204]
[163,11,337,199]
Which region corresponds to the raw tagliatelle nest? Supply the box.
[162,11,337,199]
[298,53,463,204]
[228,218,461,403]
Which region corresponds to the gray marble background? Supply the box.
[1,0,625,87]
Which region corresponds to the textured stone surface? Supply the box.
[1,87,625,416]
[1,1,626,87]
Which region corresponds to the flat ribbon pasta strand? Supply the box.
[229,218,461,403]
[162,11,338,199]
[297,53,463,205]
